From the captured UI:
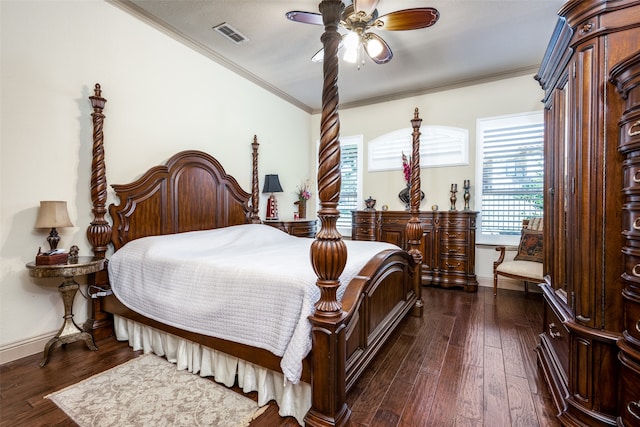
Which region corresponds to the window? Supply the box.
[317,135,363,235]
[368,126,468,172]
[337,136,363,234]
[476,111,544,244]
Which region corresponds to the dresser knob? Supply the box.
[634,264,640,277]
[635,171,640,183]
[548,322,561,338]
[630,120,640,137]
[634,218,640,230]
[580,22,594,34]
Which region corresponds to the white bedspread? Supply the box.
[108,223,398,384]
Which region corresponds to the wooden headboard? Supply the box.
[108,149,258,250]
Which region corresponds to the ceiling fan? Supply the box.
[286,0,439,66]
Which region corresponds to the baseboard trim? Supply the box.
[476,275,541,293]
[0,332,55,365]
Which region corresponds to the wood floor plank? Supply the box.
[531,393,562,427]
[484,301,502,349]
[507,374,540,427]
[501,323,528,379]
[455,364,484,424]
[484,345,511,426]
[419,315,455,375]
[462,295,484,368]
[349,333,414,424]
[398,371,439,427]
[426,344,464,426]
[369,377,412,426]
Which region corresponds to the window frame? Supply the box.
[475,111,544,245]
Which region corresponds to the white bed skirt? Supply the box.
[113,315,311,425]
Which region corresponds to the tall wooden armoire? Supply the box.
[535,1,640,425]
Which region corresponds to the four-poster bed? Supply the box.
[85,1,425,425]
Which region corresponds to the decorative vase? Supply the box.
[296,199,307,219]
[398,185,425,210]
[398,185,411,210]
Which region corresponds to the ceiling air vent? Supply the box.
[212,22,249,44]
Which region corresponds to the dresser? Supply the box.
[352,210,478,292]
[611,52,640,427]
[535,2,640,425]
[263,219,317,237]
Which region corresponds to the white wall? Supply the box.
[0,0,311,363]
[311,73,544,286]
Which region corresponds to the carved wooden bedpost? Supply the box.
[406,108,424,316]
[305,1,350,426]
[85,83,114,340]
[250,135,261,224]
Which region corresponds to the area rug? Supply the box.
[45,354,265,427]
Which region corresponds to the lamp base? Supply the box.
[266,194,279,220]
[47,227,60,250]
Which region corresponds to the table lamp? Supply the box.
[263,174,283,220]
[35,201,74,250]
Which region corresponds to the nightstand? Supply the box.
[26,256,106,367]
[264,219,317,237]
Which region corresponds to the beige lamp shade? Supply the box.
[35,201,74,229]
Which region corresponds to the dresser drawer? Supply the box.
[289,223,317,238]
[618,349,640,427]
[441,229,468,241]
[620,109,640,154]
[440,242,468,256]
[439,257,468,273]
[623,157,640,195]
[542,292,570,378]
[353,227,377,241]
[623,246,640,285]
[624,289,640,344]
[572,16,601,44]
[623,203,640,245]
[353,214,376,225]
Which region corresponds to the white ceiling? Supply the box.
[113,0,565,113]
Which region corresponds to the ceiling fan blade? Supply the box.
[376,8,440,31]
[354,0,380,17]
[364,33,393,64]
[285,11,323,26]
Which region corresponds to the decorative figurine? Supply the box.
[463,179,471,211]
[450,183,458,211]
[68,245,79,263]
[365,196,376,211]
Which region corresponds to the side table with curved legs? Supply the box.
[26,256,105,367]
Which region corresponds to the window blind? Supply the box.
[478,112,544,239]
[337,142,359,229]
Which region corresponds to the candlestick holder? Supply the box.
[463,179,471,211]
[450,184,458,211]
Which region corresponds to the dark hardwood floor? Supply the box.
[0,286,560,427]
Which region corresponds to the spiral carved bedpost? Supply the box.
[85,83,114,340]
[250,135,261,224]
[406,108,424,316]
[305,1,350,426]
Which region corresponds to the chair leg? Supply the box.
[493,274,498,296]
[524,281,529,294]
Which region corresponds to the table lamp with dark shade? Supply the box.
[35,201,74,250]
[263,174,283,220]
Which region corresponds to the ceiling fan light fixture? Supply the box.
[343,31,361,50]
[343,47,359,63]
[365,36,383,57]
